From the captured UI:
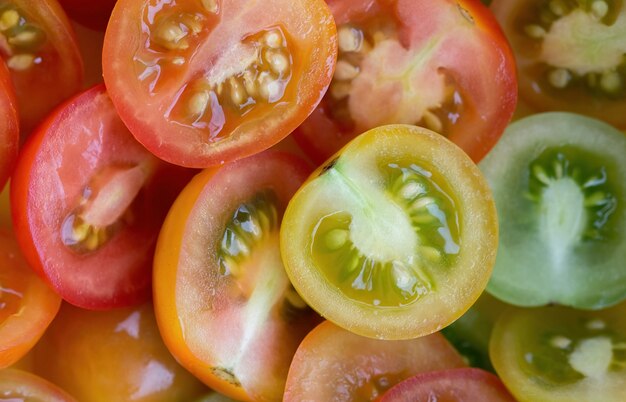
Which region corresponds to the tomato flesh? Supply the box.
[11,84,194,309]
[281,124,498,340]
[154,151,319,401]
[103,0,336,167]
[0,369,76,401]
[0,59,18,191]
[294,0,517,164]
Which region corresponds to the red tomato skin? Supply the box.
[11,84,194,310]
[294,0,517,165]
[0,60,19,192]
[59,0,117,31]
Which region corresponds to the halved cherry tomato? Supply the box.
[293,0,517,164]
[59,0,117,31]
[376,368,516,402]
[490,303,626,402]
[0,369,76,401]
[284,320,466,401]
[0,230,60,368]
[281,124,498,340]
[32,303,208,401]
[0,0,83,134]
[480,112,626,309]
[11,84,193,310]
[491,0,626,127]
[103,0,336,168]
[0,183,10,230]
[0,59,18,192]
[154,150,320,401]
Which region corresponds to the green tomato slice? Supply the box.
[490,303,626,402]
[280,124,498,340]
[480,112,626,309]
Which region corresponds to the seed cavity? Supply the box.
[551,335,572,349]
[201,0,219,14]
[586,319,606,330]
[338,25,363,53]
[0,5,46,71]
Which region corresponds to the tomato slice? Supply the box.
[32,302,207,401]
[0,230,60,368]
[491,0,626,127]
[154,150,320,401]
[0,0,83,134]
[11,84,193,310]
[0,58,18,192]
[280,124,498,340]
[103,0,336,168]
[480,112,626,309]
[284,320,466,401]
[293,0,517,164]
[0,369,76,401]
[59,0,117,31]
[376,368,516,402]
[490,303,626,402]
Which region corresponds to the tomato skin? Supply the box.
[0,369,77,401]
[0,60,19,192]
[284,321,466,401]
[32,303,208,402]
[376,368,516,402]
[11,84,194,310]
[0,230,61,369]
[294,0,517,164]
[59,0,117,31]
[5,0,83,135]
[103,0,337,168]
[154,150,318,401]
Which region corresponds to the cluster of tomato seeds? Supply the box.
[2,0,626,401]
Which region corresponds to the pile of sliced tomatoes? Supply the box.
[1,0,626,401]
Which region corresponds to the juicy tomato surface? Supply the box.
[59,0,117,31]
[103,0,337,168]
[284,320,466,402]
[154,150,320,401]
[376,368,516,402]
[0,369,76,401]
[0,60,18,191]
[11,84,194,310]
[281,124,498,340]
[490,302,626,402]
[0,0,83,134]
[480,112,626,309]
[32,302,208,402]
[491,0,626,127]
[294,0,517,164]
[0,230,60,369]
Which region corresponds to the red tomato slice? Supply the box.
[103,0,337,168]
[154,150,320,401]
[0,369,76,401]
[376,368,516,402]
[0,59,18,191]
[283,321,466,401]
[11,84,194,310]
[294,0,517,164]
[0,230,60,368]
[59,0,117,31]
[32,303,207,401]
[0,0,83,134]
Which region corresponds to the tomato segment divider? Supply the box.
[103,0,337,168]
[11,84,194,310]
[154,150,320,401]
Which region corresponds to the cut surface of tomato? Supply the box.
[154,150,319,401]
[294,0,517,164]
[11,84,193,310]
[0,0,83,134]
[284,320,466,401]
[490,303,626,402]
[0,369,77,401]
[281,124,498,340]
[491,0,626,127]
[0,230,60,368]
[377,368,516,402]
[480,112,626,309]
[103,0,336,168]
[32,303,207,402]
